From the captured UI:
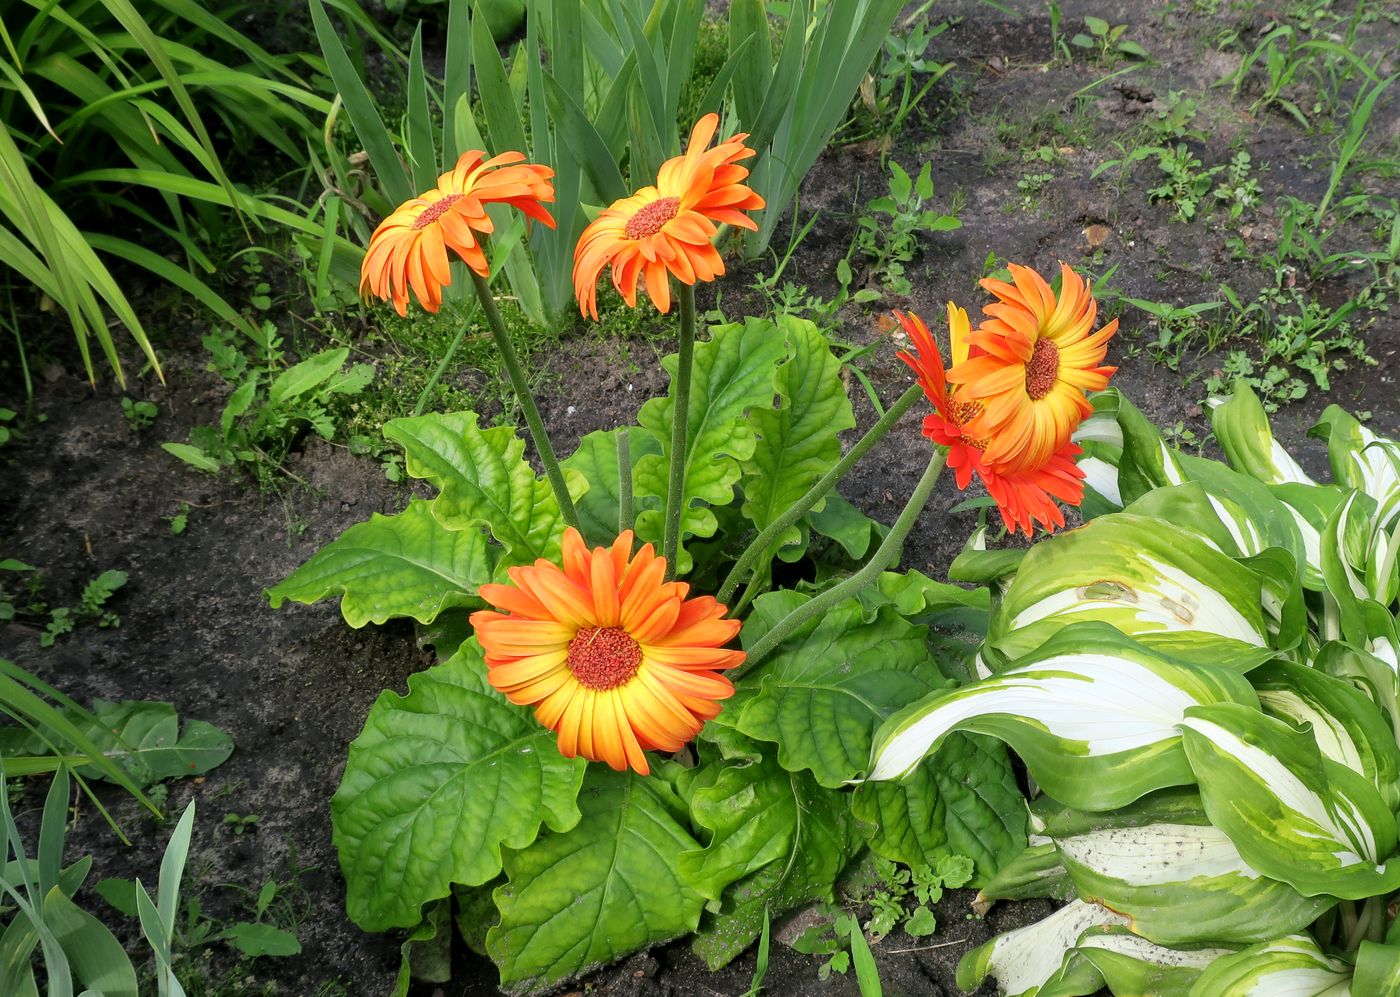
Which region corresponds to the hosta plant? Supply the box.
[870,380,1400,995]
[270,107,1127,990]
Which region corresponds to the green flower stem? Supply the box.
[469,270,579,532]
[662,283,696,580]
[617,427,633,537]
[716,383,924,607]
[734,447,946,677]
[412,299,478,417]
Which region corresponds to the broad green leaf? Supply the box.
[216,922,301,957]
[851,732,1025,884]
[989,512,1272,670]
[736,591,934,786]
[1112,390,1190,504]
[488,767,703,991]
[161,442,219,472]
[266,347,349,406]
[1075,926,1233,997]
[559,428,661,545]
[1311,404,1400,502]
[384,412,587,566]
[1252,659,1400,807]
[267,501,498,626]
[808,492,886,560]
[739,317,854,560]
[1054,818,1334,945]
[1354,941,1400,994]
[633,319,786,573]
[681,733,861,970]
[1209,381,1316,486]
[43,887,138,997]
[874,569,990,634]
[956,900,1124,997]
[1180,702,1400,900]
[331,640,586,931]
[975,841,1075,905]
[1188,934,1352,995]
[870,623,1258,811]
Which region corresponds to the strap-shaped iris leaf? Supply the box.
[870,623,1257,812]
[267,500,497,626]
[488,767,704,992]
[332,640,586,932]
[633,317,786,573]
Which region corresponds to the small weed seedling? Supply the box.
[1211,151,1260,220]
[0,406,18,446]
[854,161,962,296]
[121,396,159,431]
[167,504,191,535]
[41,569,127,647]
[847,3,953,150]
[1070,15,1148,63]
[223,811,261,835]
[1148,145,1220,221]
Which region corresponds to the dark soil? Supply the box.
[1,0,1397,995]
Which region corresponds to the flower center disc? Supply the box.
[625,196,681,240]
[567,626,642,690]
[412,193,462,230]
[1025,338,1060,400]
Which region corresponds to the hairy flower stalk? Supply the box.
[715,383,924,607]
[662,284,696,579]
[736,448,946,674]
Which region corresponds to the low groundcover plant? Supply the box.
[269,112,1400,995]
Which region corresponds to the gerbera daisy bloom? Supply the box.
[360,150,556,316]
[895,307,1086,537]
[469,528,744,775]
[573,113,765,319]
[947,262,1117,472]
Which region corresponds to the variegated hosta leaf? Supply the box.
[869,623,1258,812]
[1312,403,1400,503]
[1054,819,1335,945]
[1314,641,1400,743]
[633,317,787,574]
[383,411,587,566]
[739,316,855,561]
[1188,933,1353,996]
[267,501,498,626]
[1178,455,1308,576]
[1125,482,1267,562]
[1251,660,1400,808]
[956,900,1125,997]
[1208,380,1316,487]
[987,513,1273,670]
[1322,492,1383,645]
[1179,703,1400,900]
[975,840,1075,906]
[1273,483,1347,592]
[1354,941,1400,994]
[1073,394,1125,518]
[1076,926,1235,997]
[1111,389,1189,504]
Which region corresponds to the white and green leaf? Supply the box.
[869,623,1258,811]
[1188,933,1353,996]
[1209,381,1316,487]
[955,900,1125,997]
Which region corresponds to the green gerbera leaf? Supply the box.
[739,316,855,560]
[736,591,935,786]
[267,500,497,626]
[488,767,704,992]
[680,732,861,970]
[633,318,786,573]
[851,732,1025,884]
[384,411,586,565]
[332,639,586,932]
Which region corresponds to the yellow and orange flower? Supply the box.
[948,262,1117,472]
[895,306,1087,536]
[573,113,765,319]
[469,528,744,775]
[360,150,556,316]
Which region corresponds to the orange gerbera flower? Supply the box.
[573,113,765,320]
[895,307,1086,536]
[947,262,1117,472]
[470,528,744,775]
[360,150,556,316]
